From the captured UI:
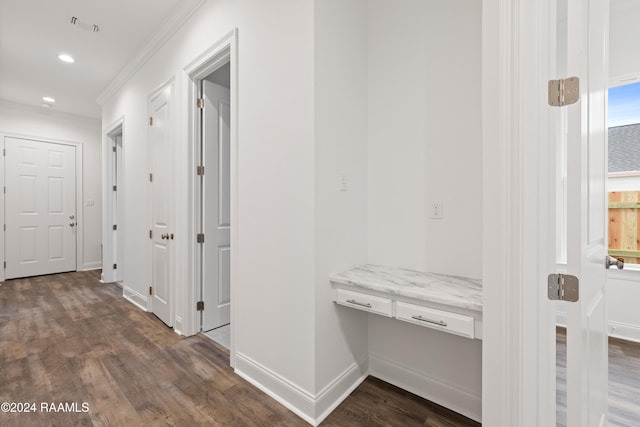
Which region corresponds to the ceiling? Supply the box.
[0,0,189,119]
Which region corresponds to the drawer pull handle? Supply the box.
[411,315,448,327]
[346,299,372,308]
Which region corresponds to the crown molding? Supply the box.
[0,98,101,125]
[96,0,207,107]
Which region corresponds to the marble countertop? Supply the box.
[330,264,482,313]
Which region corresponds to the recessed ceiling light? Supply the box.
[58,54,75,63]
[42,96,56,103]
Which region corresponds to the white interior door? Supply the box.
[4,137,76,279]
[561,0,609,424]
[202,80,231,331]
[150,85,173,326]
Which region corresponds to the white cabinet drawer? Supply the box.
[396,301,474,338]
[335,288,393,317]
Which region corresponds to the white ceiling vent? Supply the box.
[69,16,100,33]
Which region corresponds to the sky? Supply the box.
[609,81,640,127]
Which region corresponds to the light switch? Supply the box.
[339,173,348,192]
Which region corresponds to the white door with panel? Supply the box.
[559,0,609,424]
[150,85,173,326]
[202,80,231,331]
[5,137,76,279]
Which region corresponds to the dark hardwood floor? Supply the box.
[556,327,640,426]
[0,271,479,427]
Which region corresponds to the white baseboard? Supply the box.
[557,310,640,343]
[234,352,367,426]
[81,261,102,271]
[174,316,184,336]
[314,357,368,425]
[369,353,481,423]
[609,320,640,344]
[235,352,316,424]
[123,286,148,312]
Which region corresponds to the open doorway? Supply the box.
[103,120,125,284]
[200,62,231,348]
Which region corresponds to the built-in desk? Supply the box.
[330,264,483,339]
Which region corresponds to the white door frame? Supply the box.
[1,133,84,282]
[482,0,557,425]
[183,28,238,366]
[102,117,125,284]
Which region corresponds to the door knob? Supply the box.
[69,215,75,220]
[161,233,169,240]
[606,255,624,270]
[69,222,76,227]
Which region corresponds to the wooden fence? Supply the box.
[609,191,640,264]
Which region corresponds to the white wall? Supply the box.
[610,0,640,79]
[313,0,369,419]
[100,0,318,418]
[365,0,483,421]
[0,99,102,271]
[367,0,483,280]
[101,0,483,423]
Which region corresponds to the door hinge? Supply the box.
[149,230,153,239]
[149,116,153,126]
[112,146,117,153]
[113,263,117,270]
[149,286,153,296]
[3,261,5,269]
[113,224,117,231]
[197,233,205,243]
[2,148,5,156]
[149,173,153,182]
[197,98,204,109]
[112,185,117,191]
[197,301,204,311]
[548,76,580,107]
[547,274,579,302]
[196,165,205,176]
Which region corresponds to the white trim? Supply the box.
[608,171,640,178]
[0,99,101,124]
[482,0,555,425]
[183,30,239,373]
[123,285,149,312]
[235,352,316,425]
[81,261,102,271]
[313,357,368,425]
[609,72,640,88]
[1,133,85,280]
[609,321,640,344]
[96,0,207,106]
[369,353,481,422]
[102,117,125,284]
[235,352,367,426]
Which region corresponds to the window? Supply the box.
[608,81,640,265]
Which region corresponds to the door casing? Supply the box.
[184,29,238,367]
[102,118,125,284]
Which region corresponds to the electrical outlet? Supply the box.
[431,200,443,219]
